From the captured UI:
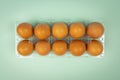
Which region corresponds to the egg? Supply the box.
[87,40,103,56]
[17,40,34,56]
[52,40,67,56]
[17,23,33,39]
[35,40,51,56]
[87,22,104,38]
[34,24,50,40]
[52,23,68,38]
[69,40,86,56]
[70,23,85,38]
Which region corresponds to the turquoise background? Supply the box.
[0,0,120,80]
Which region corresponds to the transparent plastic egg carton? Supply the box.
[15,19,105,58]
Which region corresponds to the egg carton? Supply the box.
[15,20,105,58]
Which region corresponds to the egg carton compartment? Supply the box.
[15,20,105,58]
[85,34,105,58]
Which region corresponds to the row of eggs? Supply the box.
[17,40,103,56]
[17,22,104,39]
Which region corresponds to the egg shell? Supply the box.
[34,24,50,40]
[17,23,33,39]
[17,40,34,56]
[35,40,51,56]
[87,22,104,38]
[52,22,68,39]
[70,22,85,38]
[69,40,86,56]
[87,40,103,56]
[52,40,67,56]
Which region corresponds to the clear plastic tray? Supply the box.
[15,20,105,58]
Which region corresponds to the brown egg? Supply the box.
[52,40,67,56]
[34,24,50,40]
[17,40,34,56]
[87,40,103,56]
[35,40,51,56]
[69,40,86,56]
[52,23,68,38]
[87,22,104,38]
[70,23,85,38]
[17,23,33,39]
